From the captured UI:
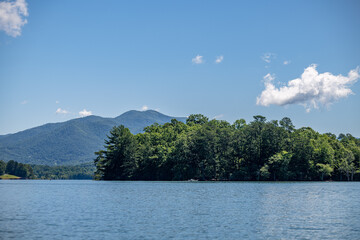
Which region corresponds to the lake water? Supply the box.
[1,181,359,239]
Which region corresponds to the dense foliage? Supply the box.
[31,163,95,179]
[95,115,360,181]
[0,160,94,179]
[0,160,34,178]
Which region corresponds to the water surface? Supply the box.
[1,181,359,239]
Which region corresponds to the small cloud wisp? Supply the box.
[215,56,224,64]
[192,55,203,64]
[261,53,275,64]
[283,60,291,65]
[56,108,69,114]
[213,114,224,119]
[79,109,92,117]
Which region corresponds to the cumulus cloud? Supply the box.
[192,55,203,64]
[256,65,359,112]
[79,109,92,117]
[141,105,149,111]
[215,56,224,64]
[261,53,275,63]
[56,108,69,114]
[0,0,28,37]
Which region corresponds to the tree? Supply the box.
[169,135,194,180]
[186,114,209,125]
[2,160,33,178]
[0,160,6,175]
[234,116,286,180]
[95,125,137,180]
[233,119,246,130]
[338,148,355,181]
[253,115,266,123]
[316,163,333,181]
[279,117,295,132]
[288,127,318,180]
[338,134,360,180]
[260,164,270,179]
[266,151,292,181]
[6,160,18,175]
[187,124,217,180]
[15,163,33,178]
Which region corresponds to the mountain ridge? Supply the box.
[0,110,186,166]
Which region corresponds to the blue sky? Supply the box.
[1,0,360,136]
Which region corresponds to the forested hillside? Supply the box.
[0,110,186,165]
[95,114,360,181]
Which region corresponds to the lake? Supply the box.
[1,181,359,239]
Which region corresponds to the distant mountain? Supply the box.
[0,110,186,166]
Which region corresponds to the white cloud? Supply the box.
[213,114,224,119]
[263,73,275,82]
[141,105,148,111]
[56,108,69,114]
[215,56,224,64]
[79,109,92,117]
[256,65,359,112]
[20,100,27,104]
[283,60,291,65]
[192,55,203,64]
[0,0,28,37]
[261,53,275,63]
[55,100,59,104]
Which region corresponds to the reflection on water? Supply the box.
[1,181,359,239]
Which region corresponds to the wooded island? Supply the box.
[94,114,360,181]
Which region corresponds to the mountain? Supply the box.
[0,110,186,166]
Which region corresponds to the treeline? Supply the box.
[31,163,95,179]
[0,160,34,178]
[0,160,94,179]
[94,114,360,181]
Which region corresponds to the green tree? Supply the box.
[339,134,360,180]
[279,117,295,132]
[6,160,18,175]
[233,119,246,130]
[95,125,137,180]
[266,151,292,181]
[260,164,270,179]
[338,148,355,181]
[187,123,217,180]
[3,160,33,178]
[288,127,318,180]
[169,134,194,180]
[0,160,6,175]
[316,163,333,181]
[232,116,287,180]
[186,114,209,125]
[309,135,335,180]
